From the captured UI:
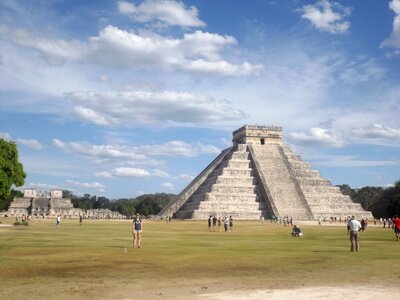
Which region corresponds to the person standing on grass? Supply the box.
[224,216,229,232]
[393,216,400,241]
[132,213,143,248]
[347,216,362,252]
[79,214,83,226]
[56,215,61,226]
[218,216,221,231]
[212,216,217,232]
[229,216,233,232]
[208,216,212,231]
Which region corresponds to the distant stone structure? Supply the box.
[159,125,373,220]
[7,189,124,219]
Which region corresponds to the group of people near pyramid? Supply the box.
[208,215,234,232]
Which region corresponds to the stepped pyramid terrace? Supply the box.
[159,125,373,220]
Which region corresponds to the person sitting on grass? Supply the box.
[291,225,303,237]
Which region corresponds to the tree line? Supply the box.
[337,179,400,218]
[65,191,176,217]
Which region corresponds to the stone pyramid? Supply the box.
[159,125,373,220]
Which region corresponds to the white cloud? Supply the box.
[27,182,61,189]
[174,174,194,182]
[381,0,400,49]
[0,132,43,150]
[94,167,169,178]
[161,182,175,191]
[112,167,151,177]
[73,106,117,126]
[0,131,11,140]
[66,90,246,126]
[53,138,220,163]
[288,127,346,148]
[301,0,351,34]
[307,154,400,168]
[94,171,114,179]
[152,169,170,178]
[66,179,106,192]
[0,24,261,76]
[52,138,148,163]
[288,124,400,148]
[139,140,221,157]
[0,24,87,63]
[117,0,205,27]
[16,138,44,150]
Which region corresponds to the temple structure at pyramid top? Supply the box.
[159,125,373,220]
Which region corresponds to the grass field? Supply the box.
[0,218,399,299]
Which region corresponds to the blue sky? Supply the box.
[1,0,400,198]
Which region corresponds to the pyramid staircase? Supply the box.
[174,144,268,219]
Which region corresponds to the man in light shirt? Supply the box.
[347,216,362,252]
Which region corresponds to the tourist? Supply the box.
[132,213,143,248]
[361,219,366,233]
[212,216,217,232]
[79,214,83,226]
[393,215,400,241]
[347,216,362,252]
[224,216,229,232]
[56,215,61,226]
[229,216,233,232]
[217,217,221,231]
[208,216,212,231]
[291,225,303,237]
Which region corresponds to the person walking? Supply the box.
[224,216,229,232]
[393,216,400,241]
[208,216,212,232]
[347,216,362,252]
[56,215,61,226]
[229,216,233,232]
[212,216,217,232]
[132,213,143,248]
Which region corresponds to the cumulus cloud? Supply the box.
[161,182,175,191]
[94,171,114,178]
[288,124,400,148]
[307,154,400,168]
[288,127,346,148]
[95,167,169,178]
[66,90,247,126]
[381,0,400,49]
[301,0,351,34]
[52,139,220,164]
[0,24,262,76]
[0,132,43,150]
[0,131,11,140]
[16,138,44,150]
[0,24,87,63]
[66,179,105,192]
[117,0,205,27]
[52,138,147,163]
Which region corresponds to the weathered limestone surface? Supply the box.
[169,144,268,219]
[7,190,125,219]
[159,125,374,220]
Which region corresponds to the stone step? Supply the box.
[189,193,259,203]
[220,159,252,169]
[300,185,341,194]
[296,178,331,186]
[230,152,250,160]
[185,202,266,211]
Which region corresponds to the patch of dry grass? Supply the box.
[0,218,398,299]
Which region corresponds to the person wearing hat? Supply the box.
[347,216,362,252]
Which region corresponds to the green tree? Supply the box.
[0,139,26,210]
